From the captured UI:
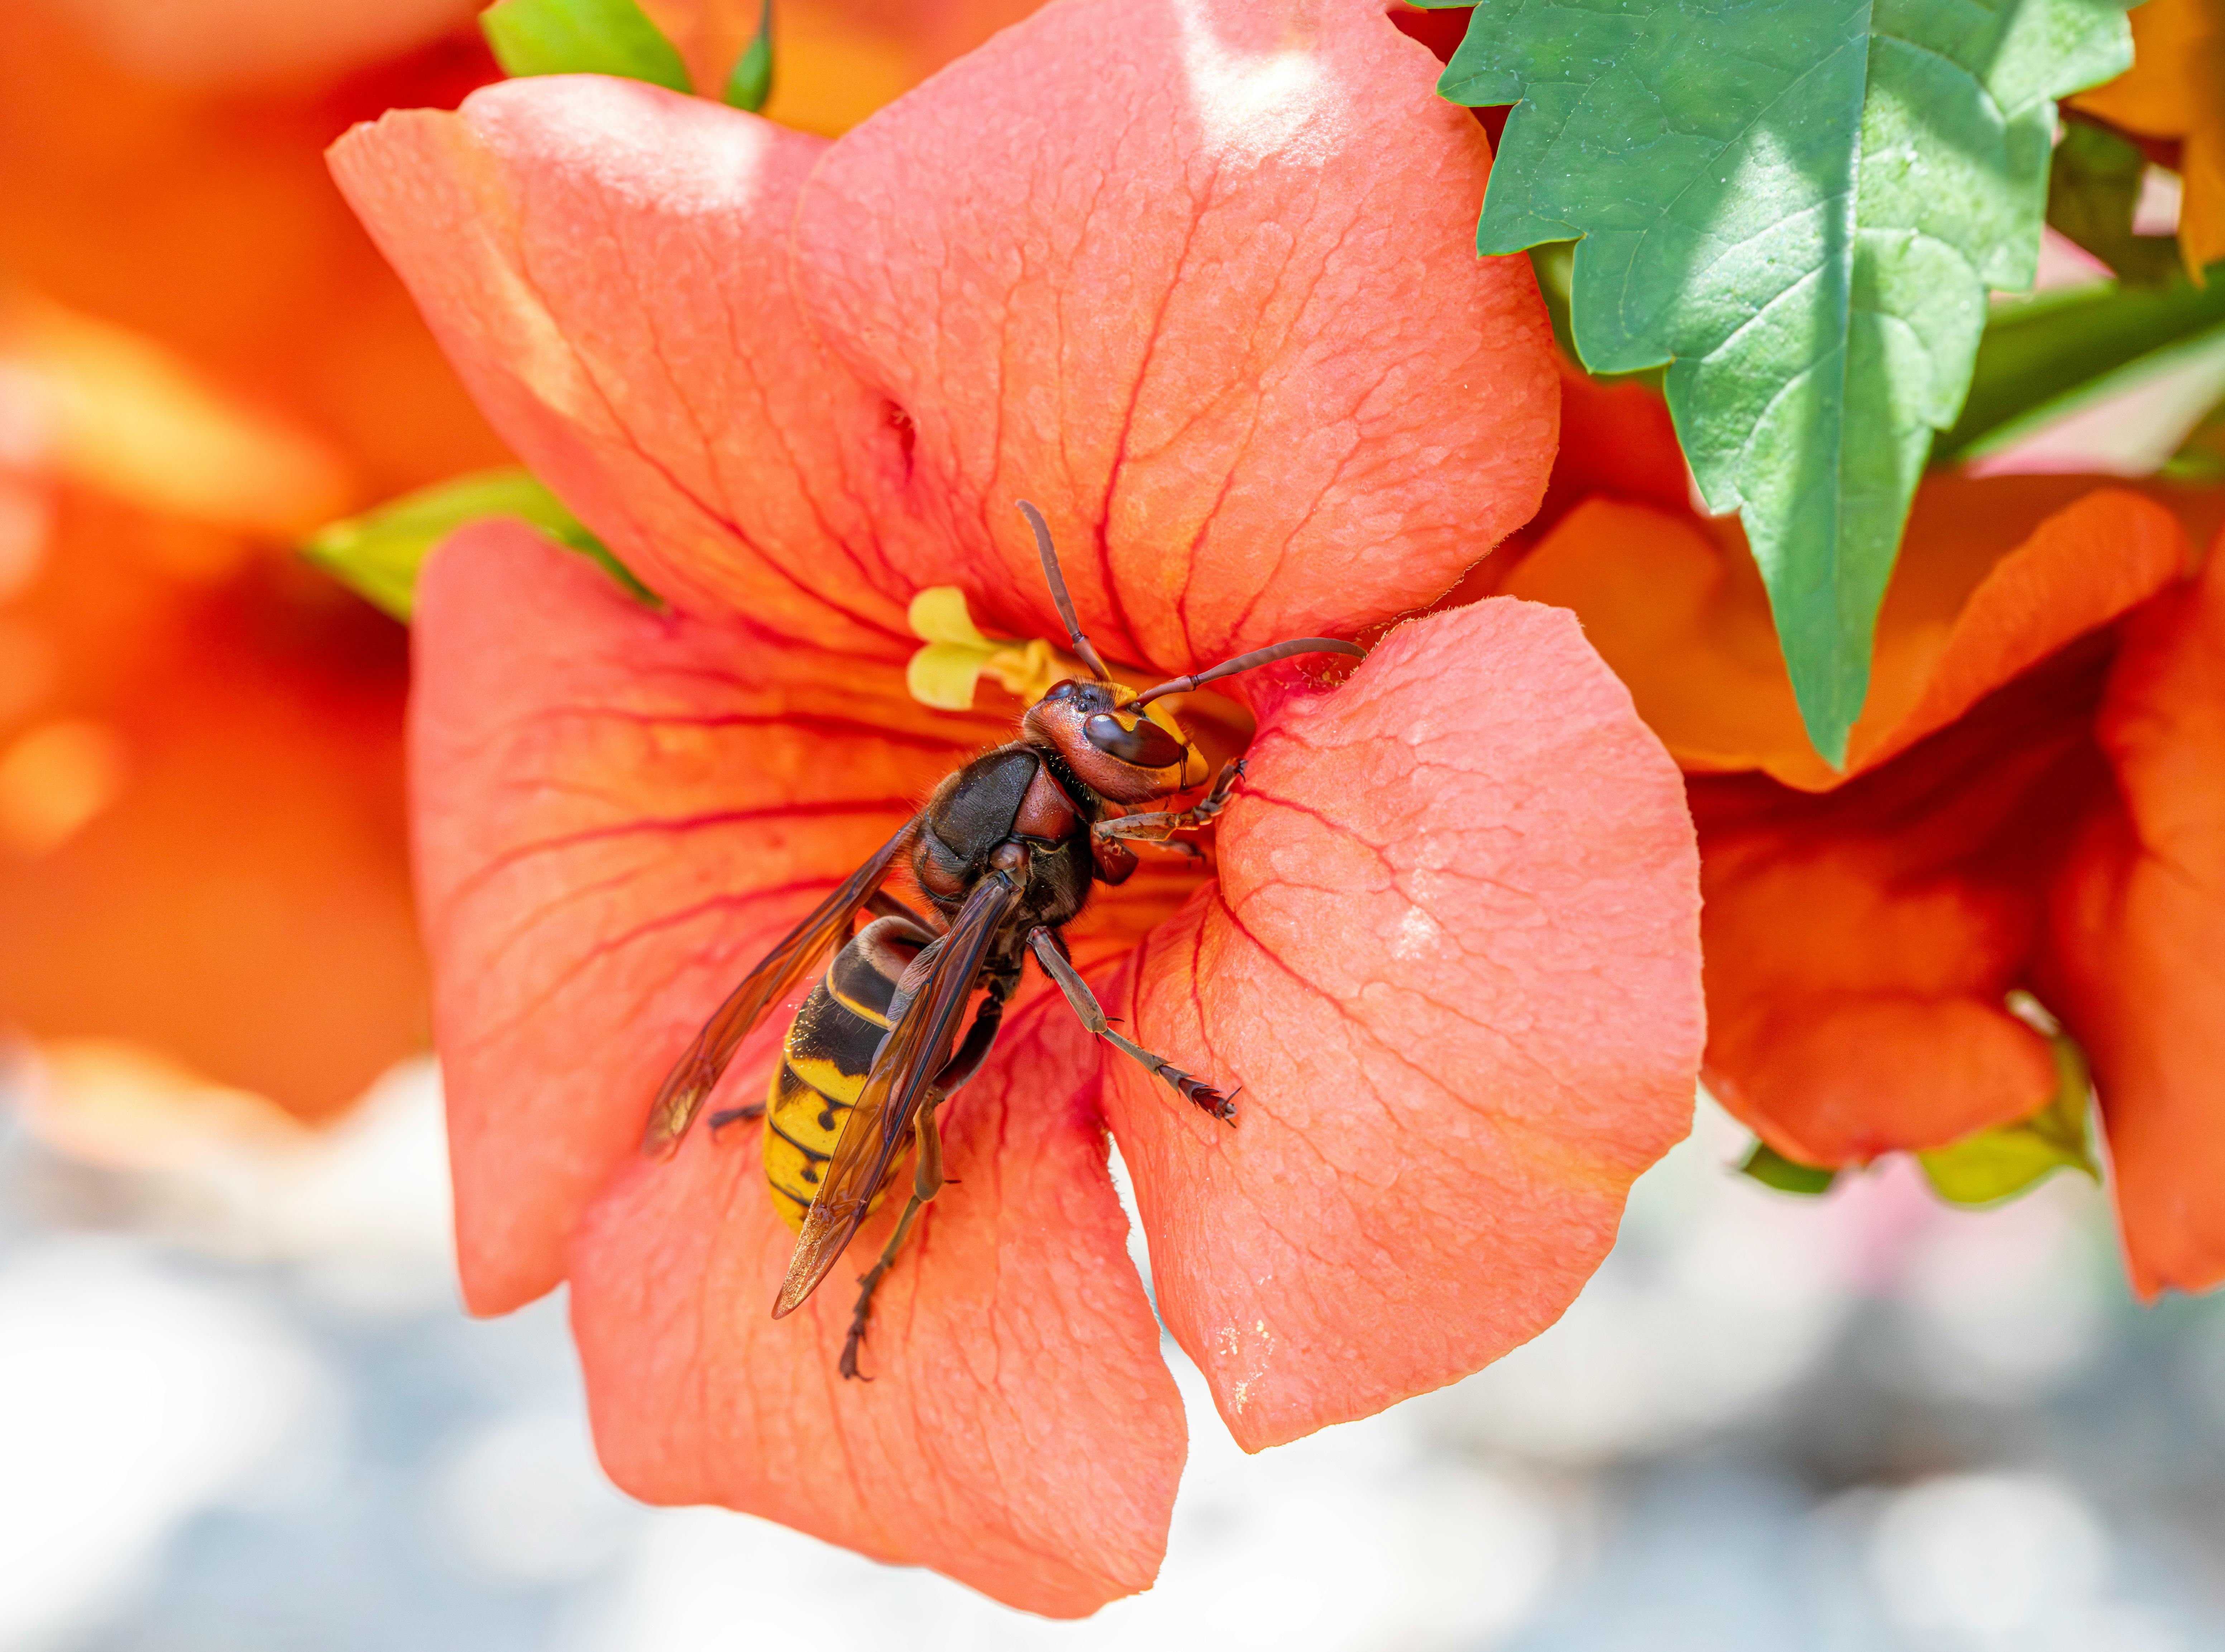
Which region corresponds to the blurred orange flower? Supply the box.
[1511,471,2225,1297]
[2069,0,2225,277]
[0,0,1059,1125]
[0,0,506,1121]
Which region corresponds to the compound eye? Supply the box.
[1083,712,1184,768]
[1041,679,1081,702]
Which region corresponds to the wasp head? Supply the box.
[1022,677,1189,803]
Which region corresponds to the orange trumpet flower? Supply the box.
[332,0,1705,1612]
[1510,470,2225,1298]
[0,0,503,1120]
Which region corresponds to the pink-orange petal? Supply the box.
[567,993,1183,1617]
[412,519,1004,1313]
[791,0,1558,677]
[2044,542,2225,1297]
[329,79,914,645]
[1101,599,1702,1451]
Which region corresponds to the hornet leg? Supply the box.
[839,973,1015,1380]
[1092,759,1246,848]
[1026,928,1235,1122]
[839,1149,932,1382]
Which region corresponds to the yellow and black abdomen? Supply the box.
[762,915,929,1231]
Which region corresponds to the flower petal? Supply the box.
[791,0,1558,674]
[1101,599,1702,1450]
[1504,498,1802,772]
[2044,543,2225,1296]
[1509,479,2188,789]
[566,993,1184,1617]
[0,494,424,1118]
[1535,360,1690,540]
[1846,486,2187,776]
[2,0,509,502]
[40,0,478,89]
[640,0,1047,135]
[329,79,915,645]
[2068,0,2225,276]
[413,519,1003,1312]
[1691,645,2121,1165]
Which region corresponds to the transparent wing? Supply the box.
[639,818,917,1157]
[771,872,1018,1317]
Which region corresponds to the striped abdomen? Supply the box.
[762,915,930,1231]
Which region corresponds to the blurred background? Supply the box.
[1,1068,2220,1652]
[4,0,2224,1646]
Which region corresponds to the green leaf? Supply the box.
[1739,1141,1839,1196]
[724,0,774,111]
[302,468,657,620]
[1918,1026,2099,1206]
[1935,267,2225,462]
[2045,120,2182,289]
[480,0,691,91]
[1527,244,1665,393]
[1426,0,2133,764]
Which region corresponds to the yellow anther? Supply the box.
[905,588,1207,784]
[905,586,1073,710]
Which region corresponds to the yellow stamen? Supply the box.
[905,586,1074,709]
[905,586,1208,786]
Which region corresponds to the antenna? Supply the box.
[1015,500,1112,682]
[1128,638,1365,707]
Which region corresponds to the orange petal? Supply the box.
[789,0,1558,674]
[330,81,916,646]
[1690,646,2125,1165]
[0,492,424,1118]
[40,0,478,90]
[1847,485,2188,777]
[1537,358,1689,537]
[1512,478,2188,788]
[412,519,1007,1312]
[2069,0,2225,276]
[1102,599,1702,1450]
[4,295,351,536]
[1504,498,1804,771]
[640,0,1046,134]
[0,4,503,1120]
[0,2,507,506]
[2043,542,2225,1296]
[567,994,1183,1617]
[1697,843,2056,1166]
